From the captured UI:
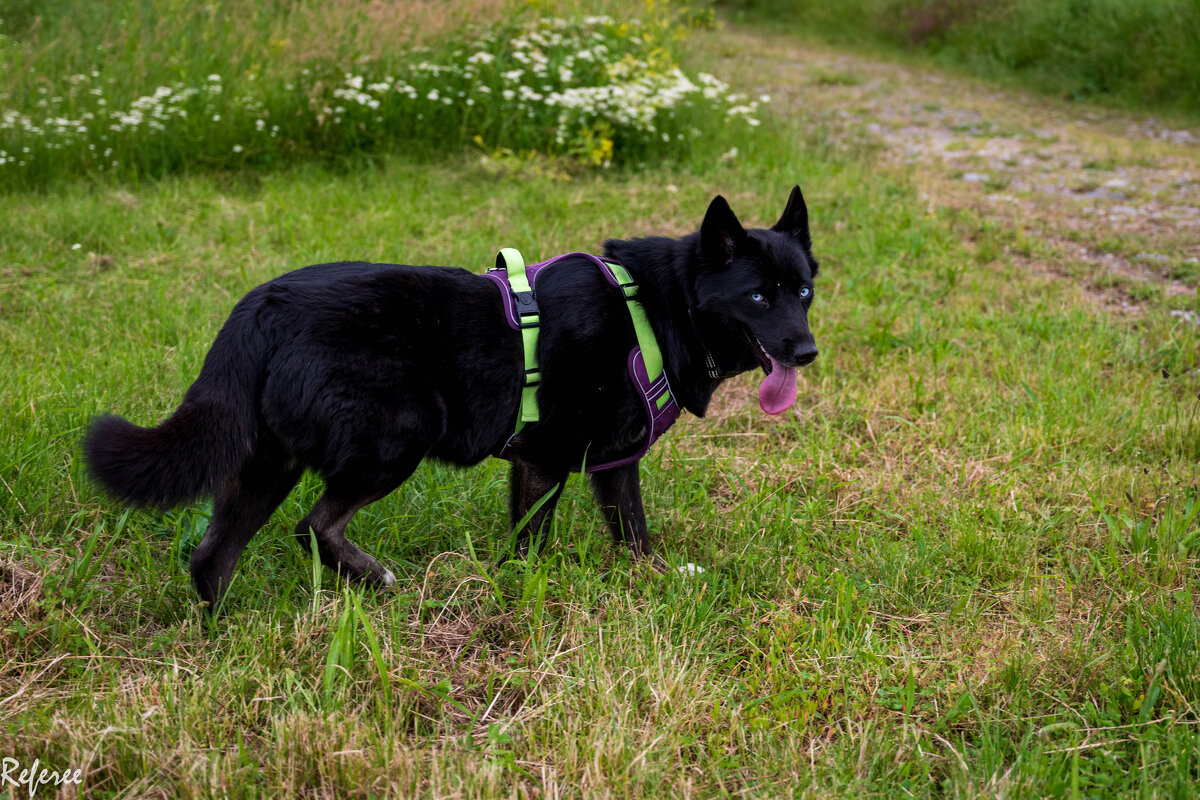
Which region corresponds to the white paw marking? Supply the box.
[381,569,396,587]
[677,562,705,576]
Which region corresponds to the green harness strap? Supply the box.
[605,262,669,409]
[497,249,668,430]
[497,248,541,431]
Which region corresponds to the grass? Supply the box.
[718,0,1200,118]
[4,8,1200,800]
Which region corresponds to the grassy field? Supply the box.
[3,3,1200,799]
[719,0,1200,118]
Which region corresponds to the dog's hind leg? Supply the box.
[292,386,446,586]
[190,442,302,612]
[294,466,420,588]
[508,459,568,559]
[589,462,658,563]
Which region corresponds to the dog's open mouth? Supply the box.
[747,335,797,416]
[749,335,774,376]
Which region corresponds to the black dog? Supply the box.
[84,187,819,610]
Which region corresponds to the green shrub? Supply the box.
[927,0,1200,110]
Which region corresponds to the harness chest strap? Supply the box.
[484,249,681,471]
[496,247,541,430]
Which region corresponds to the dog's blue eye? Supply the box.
[800,287,812,299]
[750,292,765,303]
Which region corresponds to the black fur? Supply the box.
[83,187,820,611]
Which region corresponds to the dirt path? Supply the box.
[721,30,1200,311]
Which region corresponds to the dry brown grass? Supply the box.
[283,0,512,64]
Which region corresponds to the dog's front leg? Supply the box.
[589,462,657,563]
[508,458,567,558]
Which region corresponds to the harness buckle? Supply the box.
[515,290,540,328]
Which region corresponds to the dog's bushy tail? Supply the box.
[84,318,262,510]
[83,401,254,509]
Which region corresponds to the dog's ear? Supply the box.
[772,185,812,251]
[700,194,746,268]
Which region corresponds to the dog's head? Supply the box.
[693,186,819,413]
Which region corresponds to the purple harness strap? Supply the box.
[482,252,682,472]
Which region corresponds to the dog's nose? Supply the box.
[794,343,818,367]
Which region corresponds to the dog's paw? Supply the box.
[362,566,397,590]
[676,562,706,577]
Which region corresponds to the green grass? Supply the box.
[4,15,1200,800]
[719,0,1200,117]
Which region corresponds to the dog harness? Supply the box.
[482,249,681,472]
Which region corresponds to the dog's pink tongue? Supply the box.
[758,356,797,415]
